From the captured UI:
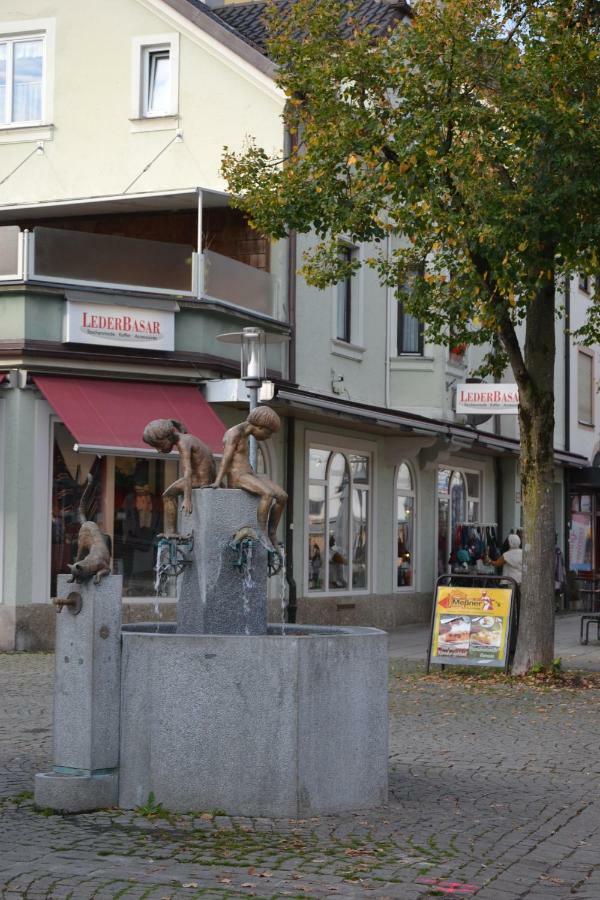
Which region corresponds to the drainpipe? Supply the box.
[564,275,571,566]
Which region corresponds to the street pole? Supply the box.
[247,382,259,470]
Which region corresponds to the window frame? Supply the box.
[394,461,417,593]
[436,465,483,576]
[577,349,594,427]
[335,243,356,344]
[578,273,590,294]
[131,34,179,121]
[0,18,54,129]
[395,267,424,357]
[305,434,375,596]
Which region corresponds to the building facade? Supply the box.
[0,0,595,650]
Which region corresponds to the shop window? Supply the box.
[51,424,178,599]
[437,466,481,575]
[577,351,594,426]
[307,445,371,593]
[395,462,415,589]
[569,494,593,572]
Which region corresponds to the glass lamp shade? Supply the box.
[241,327,267,383]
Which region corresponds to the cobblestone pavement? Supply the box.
[2,652,600,899]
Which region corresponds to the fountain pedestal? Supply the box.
[178,489,268,635]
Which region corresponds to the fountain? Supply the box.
[35,409,388,817]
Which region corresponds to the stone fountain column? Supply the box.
[177,488,269,635]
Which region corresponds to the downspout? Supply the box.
[563,276,571,568]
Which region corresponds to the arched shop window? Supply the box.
[307,446,371,593]
[395,462,416,589]
[437,467,481,575]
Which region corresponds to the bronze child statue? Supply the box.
[208,406,287,551]
[142,418,216,535]
[67,474,111,585]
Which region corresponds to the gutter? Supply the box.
[273,385,588,468]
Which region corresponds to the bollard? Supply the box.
[35,574,122,812]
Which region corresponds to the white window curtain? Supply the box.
[0,37,44,124]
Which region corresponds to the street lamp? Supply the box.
[216,326,276,470]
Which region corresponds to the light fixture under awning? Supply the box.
[33,375,226,456]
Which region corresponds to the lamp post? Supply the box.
[216,326,268,470]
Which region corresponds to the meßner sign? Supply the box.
[456,383,519,415]
[63,300,174,351]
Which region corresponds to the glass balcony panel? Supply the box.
[32,227,194,293]
[203,249,274,317]
[0,225,21,277]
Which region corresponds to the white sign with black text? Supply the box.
[456,383,519,415]
[63,300,174,351]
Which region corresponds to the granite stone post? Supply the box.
[177,488,269,635]
[35,575,122,812]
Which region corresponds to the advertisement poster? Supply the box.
[429,585,514,669]
[569,512,593,572]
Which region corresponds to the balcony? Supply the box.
[0,225,278,319]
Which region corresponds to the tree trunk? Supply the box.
[511,278,556,674]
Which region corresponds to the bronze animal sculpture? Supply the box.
[142,418,216,536]
[208,406,287,551]
[67,475,112,585]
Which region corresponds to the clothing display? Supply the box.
[450,523,499,573]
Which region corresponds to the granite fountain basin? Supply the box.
[118,624,388,818]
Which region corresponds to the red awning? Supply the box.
[33,376,226,455]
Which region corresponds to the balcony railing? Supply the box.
[0,225,279,319]
[30,227,196,295]
[201,249,276,318]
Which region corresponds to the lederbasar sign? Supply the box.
[455,383,519,414]
[63,300,174,351]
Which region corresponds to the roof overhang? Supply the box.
[0,186,231,222]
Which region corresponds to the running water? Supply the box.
[241,540,254,635]
[279,546,287,635]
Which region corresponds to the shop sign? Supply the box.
[63,300,174,351]
[429,584,514,669]
[456,383,519,415]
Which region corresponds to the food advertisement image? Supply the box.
[430,586,513,668]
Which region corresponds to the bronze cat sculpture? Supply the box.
[67,474,111,585]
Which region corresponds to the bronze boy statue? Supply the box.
[142,419,216,535]
[208,406,287,551]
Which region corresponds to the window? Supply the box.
[132,35,179,120]
[143,47,170,117]
[396,270,423,355]
[395,463,415,589]
[579,273,590,294]
[0,34,44,124]
[307,446,371,593]
[51,424,178,599]
[437,466,481,575]
[578,351,594,426]
[336,245,355,343]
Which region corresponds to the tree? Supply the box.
[222,0,600,673]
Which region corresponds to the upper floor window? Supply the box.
[396,268,423,355]
[143,47,170,117]
[577,350,594,426]
[579,273,590,294]
[0,34,44,124]
[336,245,356,343]
[132,34,179,120]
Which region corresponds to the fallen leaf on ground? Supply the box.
[182,884,198,889]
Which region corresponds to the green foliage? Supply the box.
[135,791,172,820]
[222,0,600,369]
